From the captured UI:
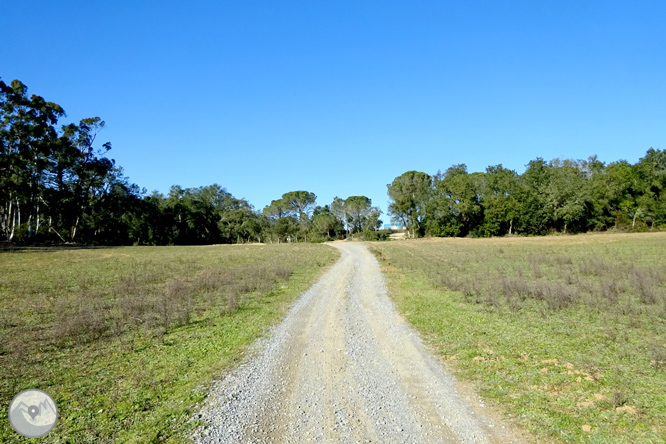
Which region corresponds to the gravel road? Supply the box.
[192,243,523,443]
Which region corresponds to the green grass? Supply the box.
[0,244,338,443]
[368,233,666,443]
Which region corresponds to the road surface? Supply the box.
[193,243,523,443]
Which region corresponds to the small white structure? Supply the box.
[380,223,407,231]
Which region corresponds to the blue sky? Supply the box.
[2,1,665,217]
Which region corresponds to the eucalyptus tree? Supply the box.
[0,79,64,241]
[55,117,115,242]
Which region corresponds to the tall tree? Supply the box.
[479,165,522,236]
[55,117,115,242]
[342,196,372,234]
[281,191,316,221]
[427,165,482,237]
[0,79,64,241]
[330,196,347,236]
[387,171,431,238]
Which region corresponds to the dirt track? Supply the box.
[193,243,523,443]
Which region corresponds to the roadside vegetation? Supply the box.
[369,233,666,443]
[0,244,338,443]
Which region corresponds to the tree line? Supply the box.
[388,151,666,238]
[0,78,385,245]
[2,78,664,245]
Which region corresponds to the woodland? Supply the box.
[2,78,665,245]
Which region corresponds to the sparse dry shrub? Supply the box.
[117,293,151,326]
[530,281,574,310]
[563,271,576,285]
[529,253,552,266]
[437,272,460,291]
[54,292,108,344]
[553,255,573,266]
[600,279,621,304]
[516,266,524,278]
[115,273,141,297]
[78,275,95,293]
[220,289,239,315]
[192,270,235,294]
[161,280,192,332]
[647,341,666,371]
[579,258,611,276]
[531,264,544,279]
[631,268,663,305]
[273,265,292,281]
[463,280,486,304]
[500,277,530,301]
[613,388,629,409]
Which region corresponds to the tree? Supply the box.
[427,165,482,237]
[281,191,316,221]
[0,79,64,241]
[54,118,115,242]
[263,198,290,220]
[632,148,666,228]
[330,196,347,237]
[387,171,431,238]
[310,207,344,241]
[479,165,522,236]
[542,159,591,233]
[515,158,553,235]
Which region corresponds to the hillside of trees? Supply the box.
[2,78,665,245]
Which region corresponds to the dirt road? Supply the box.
[193,243,523,443]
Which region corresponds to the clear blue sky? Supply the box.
[3,1,665,217]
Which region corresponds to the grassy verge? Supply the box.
[368,233,666,443]
[0,244,338,443]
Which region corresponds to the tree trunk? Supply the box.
[50,226,66,243]
[71,216,80,242]
[632,209,641,229]
[509,219,513,235]
[35,201,41,236]
[6,197,13,241]
[9,199,20,241]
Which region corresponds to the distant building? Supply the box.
[381,223,407,231]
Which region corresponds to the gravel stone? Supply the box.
[192,243,523,443]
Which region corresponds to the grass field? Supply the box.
[0,244,338,443]
[368,233,666,443]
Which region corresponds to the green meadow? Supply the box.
[369,232,666,443]
[0,244,338,443]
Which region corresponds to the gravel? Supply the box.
[191,243,523,443]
